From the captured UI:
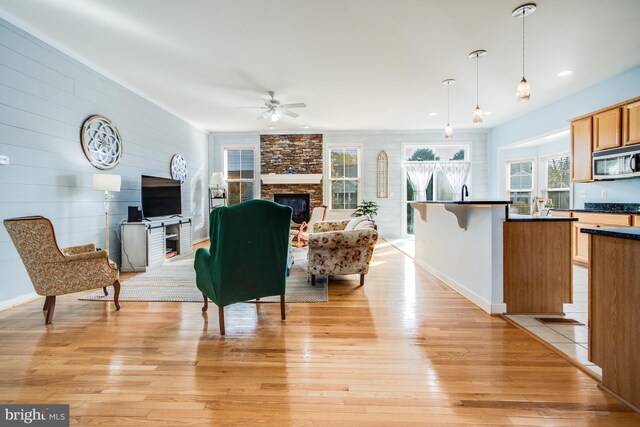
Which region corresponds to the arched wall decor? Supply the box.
[80,115,123,170]
[170,154,188,183]
[377,150,388,198]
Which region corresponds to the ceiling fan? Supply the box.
[239,91,307,122]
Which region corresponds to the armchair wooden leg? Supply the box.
[280,294,286,320]
[103,287,108,296]
[43,296,50,311]
[202,293,208,312]
[218,306,225,336]
[311,274,316,286]
[113,280,121,311]
[360,274,365,286]
[45,296,56,325]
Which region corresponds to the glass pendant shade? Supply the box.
[444,123,453,139]
[516,77,531,102]
[472,106,483,124]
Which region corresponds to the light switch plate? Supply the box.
[600,190,607,198]
[0,155,9,165]
[579,191,587,198]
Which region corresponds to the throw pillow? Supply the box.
[344,216,368,231]
[354,220,374,230]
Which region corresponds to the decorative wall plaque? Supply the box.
[80,115,123,170]
[170,154,187,183]
[377,150,389,198]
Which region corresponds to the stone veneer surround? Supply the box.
[260,134,324,210]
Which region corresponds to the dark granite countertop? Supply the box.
[412,200,511,205]
[506,214,577,222]
[580,227,640,241]
[552,203,640,215]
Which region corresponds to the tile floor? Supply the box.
[505,265,602,377]
[392,237,600,376]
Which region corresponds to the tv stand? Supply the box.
[120,217,192,272]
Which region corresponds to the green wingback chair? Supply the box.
[194,199,293,335]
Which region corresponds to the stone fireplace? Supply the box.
[260,134,323,212]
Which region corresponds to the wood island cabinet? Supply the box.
[571,117,593,182]
[593,107,621,151]
[623,100,640,146]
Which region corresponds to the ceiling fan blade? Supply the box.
[283,110,299,118]
[236,106,266,109]
[258,111,271,120]
[280,103,306,109]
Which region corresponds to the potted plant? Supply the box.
[352,200,380,224]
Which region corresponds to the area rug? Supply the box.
[534,317,584,325]
[80,247,328,303]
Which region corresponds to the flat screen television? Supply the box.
[141,175,182,218]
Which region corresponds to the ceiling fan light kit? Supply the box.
[240,91,307,122]
[513,3,536,102]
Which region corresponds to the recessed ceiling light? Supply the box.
[557,70,573,77]
[485,111,493,116]
[302,125,309,129]
[268,126,276,130]
[429,112,437,117]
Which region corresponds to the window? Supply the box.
[328,147,360,210]
[224,148,255,206]
[546,155,570,209]
[507,160,534,214]
[403,145,470,235]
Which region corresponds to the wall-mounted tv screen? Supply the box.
[141,175,182,218]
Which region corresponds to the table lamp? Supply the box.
[210,172,226,198]
[93,174,121,255]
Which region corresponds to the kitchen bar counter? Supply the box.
[506,214,578,222]
[586,228,640,412]
[551,202,640,215]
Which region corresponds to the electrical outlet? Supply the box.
[600,190,607,198]
[579,191,587,198]
[0,155,9,165]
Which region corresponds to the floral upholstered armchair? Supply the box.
[307,217,378,286]
[3,216,120,324]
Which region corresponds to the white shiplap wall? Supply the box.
[0,18,209,308]
[209,129,488,239]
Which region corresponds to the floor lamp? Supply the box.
[93,174,121,256]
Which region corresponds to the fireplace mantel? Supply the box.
[261,174,323,185]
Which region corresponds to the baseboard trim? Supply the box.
[193,237,208,244]
[0,292,39,312]
[414,259,504,314]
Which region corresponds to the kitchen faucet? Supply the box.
[461,184,469,201]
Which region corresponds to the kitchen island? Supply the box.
[412,201,576,315]
[582,227,640,412]
[411,201,510,314]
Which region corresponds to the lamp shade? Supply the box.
[92,174,121,192]
[210,172,225,187]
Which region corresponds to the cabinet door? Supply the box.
[572,222,590,265]
[593,108,621,151]
[147,226,166,267]
[623,100,640,146]
[179,222,193,255]
[571,117,593,182]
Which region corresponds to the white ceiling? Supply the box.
[1,0,639,132]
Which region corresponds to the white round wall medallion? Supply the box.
[80,115,123,170]
[170,154,187,183]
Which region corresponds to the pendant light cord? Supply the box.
[476,55,480,106]
[447,83,450,123]
[522,10,526,77]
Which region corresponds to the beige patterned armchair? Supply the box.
[307,219,378,286]
[4,216,120,324]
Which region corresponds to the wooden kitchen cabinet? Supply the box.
[571,117,593,182]
[571,212,632,266]
[623,100,640,146]
[593,107,621,151]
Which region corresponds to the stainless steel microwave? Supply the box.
[593,146,640,180]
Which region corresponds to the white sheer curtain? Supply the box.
[440,161,471,200]
[403,162,438,202]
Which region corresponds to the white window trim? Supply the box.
[401,143,472,237]
[223,146,258,204]
[506,158,536,197]
[541,152,572,209]
[324,144,363,212]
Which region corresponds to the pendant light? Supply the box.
[442,79,455,138]
[469,49,487,124]
[513,3,536,102]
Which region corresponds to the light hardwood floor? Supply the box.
[1,240,639,426]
